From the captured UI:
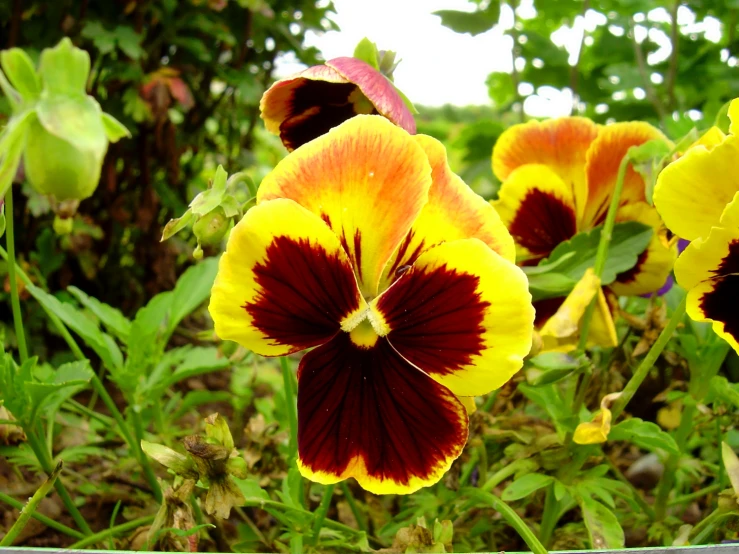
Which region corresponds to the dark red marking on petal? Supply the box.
[615,249,649,285]
[279,81,379,150]
[508,189,577,256]
[701,239,739,341]
[376,264,489,376]
[338,229,363,280]
[533,296,566,327]
[387,231,427,283]
[320,212,332,227]
[297,333,467,486]
[245,235,362,353]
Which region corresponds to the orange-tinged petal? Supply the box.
[674,225,739,353]
[370,239,534,397]
[297,333,467,494]
[583,122,667,227]
[653,135,739,241]
[208,199,366,356]
[493,164,578,261]
[327,57,416,135]
[379,134,515,291]
[258,115,432,298]
[610,203,676,297]
[492,117,598,219]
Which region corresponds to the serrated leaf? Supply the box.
[114,26,145,60]
[608,418,679,454]
[501,473,553,501]
[38,38,90,95]
[68,286,132,344]
[101,113,131,142]
[353,37,379,70]
[0,48,41,100]
[578,495,624,549]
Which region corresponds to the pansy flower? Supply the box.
[209,115,534,494]
[654,98,739,352]
[492,117,676,346]
[260,57,415,152]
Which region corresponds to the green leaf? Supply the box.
[486,71,516,106]
[553,479,568,501]
[722,442,739,498]
[529,221,653,300]
[81,21,116,55]
[161,209,194,241]
[434,2,501,36]
[36,95,107,156]
[38,38,91,95]
[501,473,553,501]
[26,361,93,422]
[26,284,123,372]
[519,383,578,440]
[353,37,379,70]
[0,48,41,101]
[165,256,219,338]
[114,27,145,60]
[578,495,625,549]
[190,166,228,216]
[525,272,578,301]
[608,418,679,454]
[164,347,230,388]
[709,376,739,409]
[0,204,5,238]
[525,352,583,386]
[67,286,132,344]
[101,113,131,143]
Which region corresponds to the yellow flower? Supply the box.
[573,392,622,445]
[209,115,534,494]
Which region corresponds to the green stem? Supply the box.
[280,356,299,460]
[478,443,489,485]
[668,483,722,507]
[309,483,336,545]
[5,188,28,362]
[690,509,737,544]
[464,489,548,554]
[130,407,163,502]
[0,490,84,540]
[611,291,687,420]
[25,431,92,535]
[68,515,155,549]
[654,400,697,520]
[339,481,368,533]
[578,152,633,351]
[0,461,63,546]
[538,485,559,548]
[481,458,538,493]
[0,245,162,502]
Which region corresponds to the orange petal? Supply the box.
[492,117,598,219]
[379,134,515,291]
[258,115,432,298]
[583,121,667,227]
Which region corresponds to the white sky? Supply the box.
[275,0,514,107]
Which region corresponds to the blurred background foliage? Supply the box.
[1,0,738,326]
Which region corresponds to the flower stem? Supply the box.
[25,430,92,535]
[309,483,336,545]
[67,515,155,549]
[463,488,548,554]
[577,151,633,351]
[668,483,722,507]
[339,481,368,533]
[5,188,28,362]
[0,461,64,546]
[610,291,687,420]
[130,407,163,502]
[280,356,299,460]
[0,490,85,540]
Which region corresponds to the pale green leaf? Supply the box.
[501,473,553,501]
[608,418,679,454]
[578,495,625,549]
[101,112,131,143]
[353,37,380,70]
[68,286,132,344]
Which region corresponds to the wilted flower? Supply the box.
[492,117,676,347]
[654,98,739,352]
[572,391,622,445]
[142,413,248,519]
[147,480,198,552]
[210,115,533,494]
[0,38,129,209]
[260,55,416,151]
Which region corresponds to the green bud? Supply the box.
[192,206,230,247]
[52,214,74,235]
[24,115,104,202]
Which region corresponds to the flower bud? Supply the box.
[192,206,229,247]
